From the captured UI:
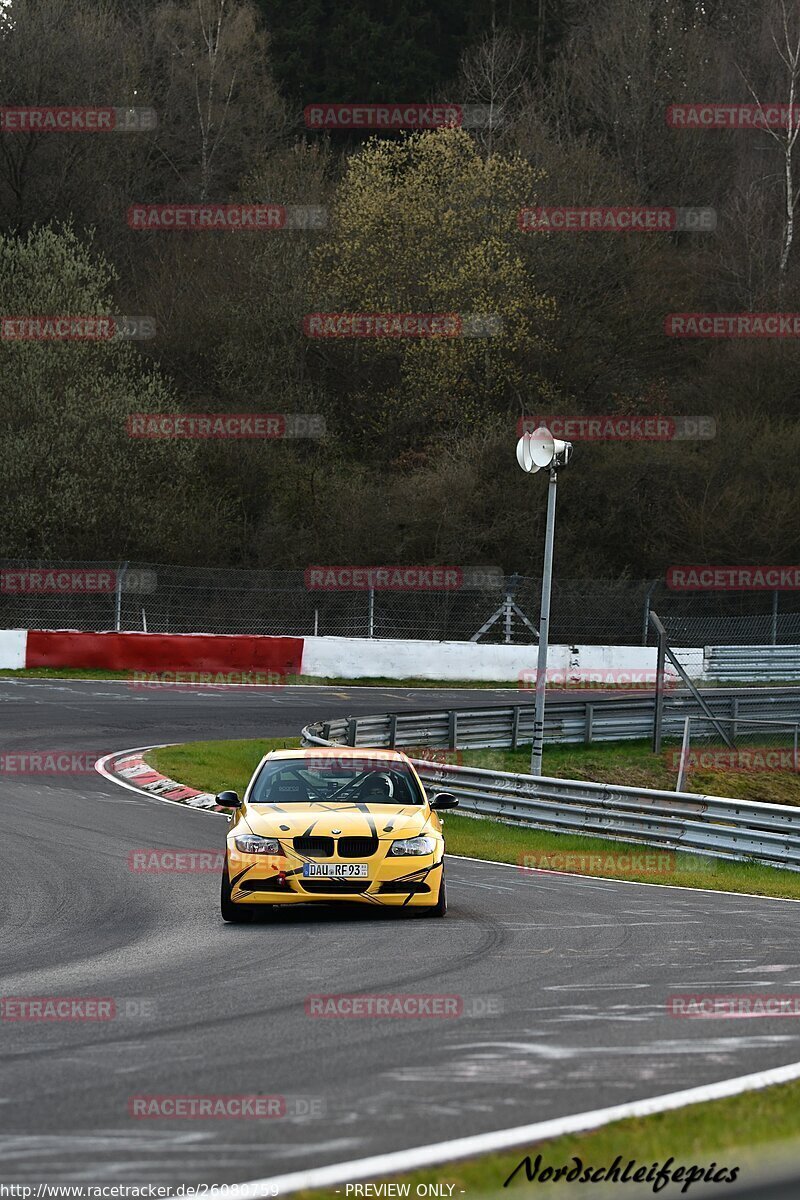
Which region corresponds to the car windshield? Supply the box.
[249,757,425,806]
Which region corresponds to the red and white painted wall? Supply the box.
[0,627,703,681]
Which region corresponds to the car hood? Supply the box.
[242,802,430,841]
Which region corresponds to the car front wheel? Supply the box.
[424,870,447,917]
[220,865,253,924]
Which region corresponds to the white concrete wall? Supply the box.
[302,635,702,683]
[0,630,27,669]
[0,627,706,683]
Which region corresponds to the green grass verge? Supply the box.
[0,666,519,687]
[149,737,296,797]
[6,665,800,692]
[148,737,800,899]
[292,1083,800,1199]
[462,739,800,806]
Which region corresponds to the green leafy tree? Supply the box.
[309,125,557,454]
[0,225,233,560]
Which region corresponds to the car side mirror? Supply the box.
[430,792,459,810]
[216,790,243,809]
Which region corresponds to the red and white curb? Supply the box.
[96,745,227,815]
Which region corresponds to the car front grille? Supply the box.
[293,835,378,859]
[378,881,431,894]
[338,836,378,858]
[293,836,334,857]
[299,879,371,894]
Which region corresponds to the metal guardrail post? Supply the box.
[346,718,358,746]
[642,579,659,646]
[584,703,594,746]
[511,706,521,751]
[675,717,690,791]
[447,710,458,750]
[115,561,128,632]
[652,620,666,753]
[388,713,398,748]
[651,611,736,750]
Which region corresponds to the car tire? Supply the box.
[424,870,447,917]
[220,866,253,924]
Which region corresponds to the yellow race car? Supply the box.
[218,746,458,921]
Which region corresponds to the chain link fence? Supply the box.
[1,558,800,646]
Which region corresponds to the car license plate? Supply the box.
[302,863,368,878]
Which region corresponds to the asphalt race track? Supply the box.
[2,677,800,1188]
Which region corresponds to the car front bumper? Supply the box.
[227,847,444,907]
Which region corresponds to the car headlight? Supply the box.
[233,835,282,855]
[389,835,437,856]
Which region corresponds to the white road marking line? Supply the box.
[449,851,800,904]
[498,921,703,929]
[230,1058,800,1197]
[543,983,651,991]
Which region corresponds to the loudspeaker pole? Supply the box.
[531,468,558,776]
[515,425,573,779]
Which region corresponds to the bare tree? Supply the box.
[547,0,731,200]
[459,26,530,155]
[736,0,800,288]
[145,0,286,200]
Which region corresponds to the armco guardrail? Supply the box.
[306,688,800,750]
[409,763,800,871]
[301,692,800,870]
[706,645,800,682]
